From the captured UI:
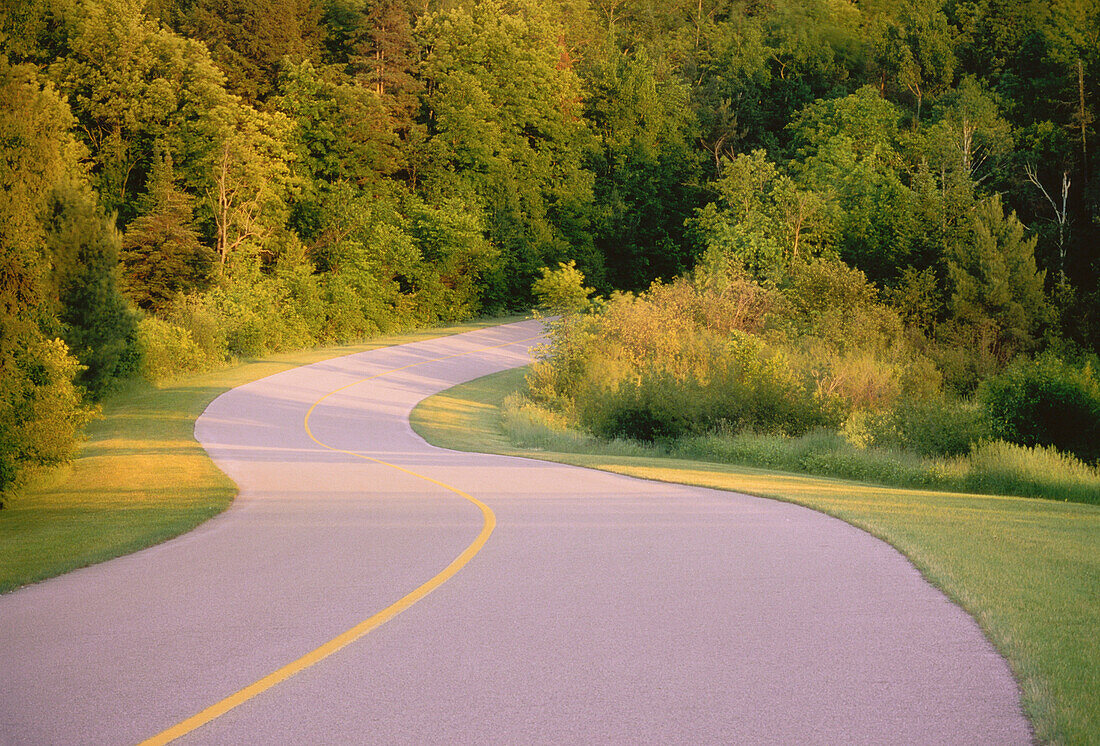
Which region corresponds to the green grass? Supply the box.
[0,317,523,595]
[410,366,1100,746]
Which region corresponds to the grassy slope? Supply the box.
[0,318,520,595]
[410,366,1100,746]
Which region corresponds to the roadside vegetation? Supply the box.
[523,260,1100,506]
[410,365,1100,746]
[0,319,515,594]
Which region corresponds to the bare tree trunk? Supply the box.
[1024,163,1071,282]
[215,142,230,267]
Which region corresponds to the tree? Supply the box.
[532,260,594,313]
[926,77,1012,183]
[205,103,293,272]
[46,177,137,395]
[788,87,918,282]
[584,48,702,289]
[274,59,402,254]
[948,194,1050,361]
[47,0,233,225]
[121,152,213,310]
[688,149,836,281]
[867,0,956,122]
[180,0,324,102]
[0,58,98,496]
[405,198,499,321]
[417,0,596,308]
[347,0,421,117]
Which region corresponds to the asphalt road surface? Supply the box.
[2,319,1032,744]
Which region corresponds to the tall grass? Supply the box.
[504,393,1100,505]
[944,440,1100,504]
[500,393,656,458]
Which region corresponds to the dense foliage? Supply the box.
[2,0,1099,497]
[526,260,1100,501]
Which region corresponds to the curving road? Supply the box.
[2,319,1031,744]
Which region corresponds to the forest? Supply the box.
[1,0,1098,499]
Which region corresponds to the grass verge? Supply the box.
[410,366,1100,746]
[0,317,522,595]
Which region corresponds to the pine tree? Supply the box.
[948,194,1051,360]
[120,152,213,311]
[46,178,137,395]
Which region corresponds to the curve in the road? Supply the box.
[142,335,538,744]
[1,319,1032,745]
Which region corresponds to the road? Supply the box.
[2,319,1031,744]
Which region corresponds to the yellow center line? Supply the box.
[140,333,541,745]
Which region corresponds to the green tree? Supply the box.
[689,149,837,281]
[417,0,596,308]
[532,260,594,314]
[274,59,402,255]
[0,58,98,495]
[46,177,137,395]
[121,152,213,310]
[180,0,324,102]
[205,101,294,273]
[948,194,1050,362]
[867,0,956,121]
[788,87,918,282]
[584,48,702,289]
[47,0,232,225]
[406,197,499,321]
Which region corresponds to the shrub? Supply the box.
[0,336,96,497]
[163,294,229,365]
[870,396,989,457]
[135,317,209,382]
[583,369,700,441]
[532,260,593,314]
[577,330,828,442]
[979,355,1100,464]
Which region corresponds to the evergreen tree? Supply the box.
[948,194,1050,361]
[46,177,137,395]
[121,152,213,310]
[181,0,324,102]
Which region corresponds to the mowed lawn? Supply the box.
[0,318,518,595]
[410,366,1100,746]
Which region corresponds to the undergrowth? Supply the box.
[503,395,1100,505]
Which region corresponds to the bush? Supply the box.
[135,317,209,382]
[163,294,229,365]
[532,260,593,314]
[0,336,96,497]
[577,331,829,442]
[583,369,700,441]
[858,396,989,458]
[979,355,1100,463]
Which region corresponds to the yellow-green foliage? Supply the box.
[0,337,97,495]
[532,258,935,441]
[135,317,211,382]
[531,260,594,314]
[775,258,940,414]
